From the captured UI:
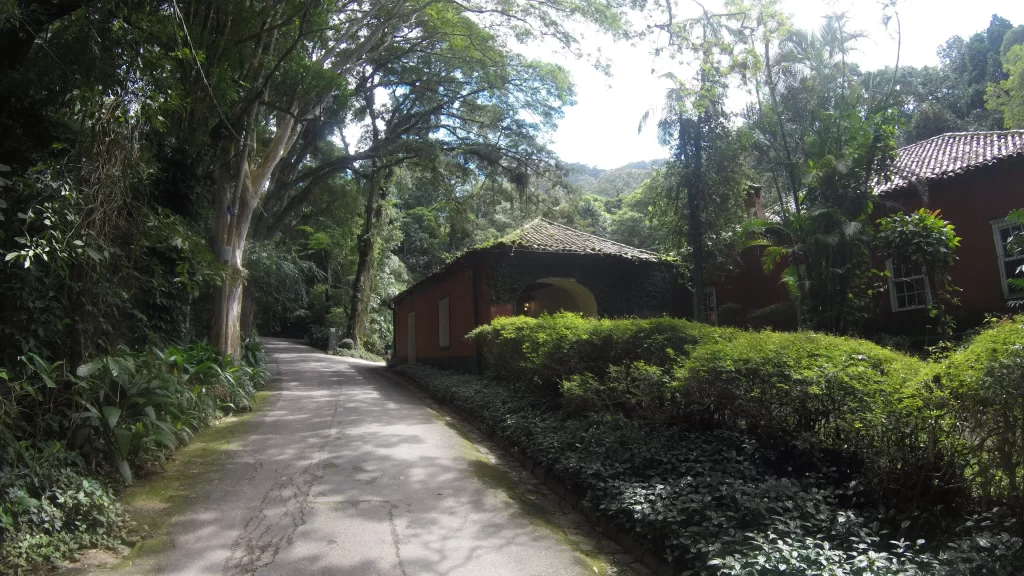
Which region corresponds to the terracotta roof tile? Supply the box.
[493,218,661,261]
[877,130,1024,194]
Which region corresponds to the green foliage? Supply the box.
[68,343,267,483]
[246,242,320,336]
[1,165,218,366]
[0,443,126,570]
[940,317,1024,505]
[1007,209,1024,298]
[395,356,1023,574]
[564,161,663,199]
[403,314,1024,573]
[678,330,939,494]
[339,338,355,351]
[470,314,717,393]
[241,334,267,370]
[876,209,961,277]
[329,347,384,363]
[0,339,269,567]
[932,14,1019,134]
[988,40,1024,128]
[876,209,962,335]
[475,314,939,497]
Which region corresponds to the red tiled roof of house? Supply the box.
[392,218,663,302]
[877,130,1024,194]
[493,218,662,261]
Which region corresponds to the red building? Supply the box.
[391,219,689,370]
[709,130,1024,335]
[871,130,1024,331]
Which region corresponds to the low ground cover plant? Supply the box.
[329,347,385,362]
[0,336,269,570]
[392,313,1024,574]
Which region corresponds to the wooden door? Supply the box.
[407,312,416,364]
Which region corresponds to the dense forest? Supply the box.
[2,0,1024,571]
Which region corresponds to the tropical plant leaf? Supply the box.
[102,405,121,429]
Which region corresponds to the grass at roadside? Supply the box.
[112,390,272,572]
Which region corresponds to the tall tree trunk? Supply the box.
[689,120,705,323]
[210,136,248,360]
[210,110,297,360]
[346,170,389,345]
[241,282,257,336]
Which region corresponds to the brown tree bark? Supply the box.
[345,170,389,345]
[210,110,297,360]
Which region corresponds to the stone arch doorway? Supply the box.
[515,278,598,318]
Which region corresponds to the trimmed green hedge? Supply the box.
[471,314,720,393]
[400,315,1024,573]
[472,314,945,499]
[469,313,1024,520]
[940,318,1024,506]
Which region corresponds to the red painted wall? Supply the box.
[714,246,790,311]
[877,158,1024,326]
[393,264,478,363]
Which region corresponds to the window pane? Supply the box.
[438,297,450,348]
[892,259,923,280]
[893,278,925,309]
[703,286,717,324]
[1000,225,1024,251]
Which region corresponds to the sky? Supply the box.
[545,0,1024,169]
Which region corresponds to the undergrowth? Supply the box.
[0,335,270,571]
[329,347,385,362]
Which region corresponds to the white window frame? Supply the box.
[886,258,931,312]
[438,296,451,349]
[702,285,718,325]
[991,218,1024,299]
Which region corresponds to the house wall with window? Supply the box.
[873,155,1024,331]
[392,219,691,373]
[393,263,483,372]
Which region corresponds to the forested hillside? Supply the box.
[2,0,1024,571]
[564,160,664,198]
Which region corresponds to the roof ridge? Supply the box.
[897,129,1024,152]
[878,129,1024,194]
[534,217,660,256]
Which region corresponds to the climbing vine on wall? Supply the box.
[875,209,962,335]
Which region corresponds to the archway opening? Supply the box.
[515,278,598,318]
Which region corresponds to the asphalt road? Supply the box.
[156,338,597,575]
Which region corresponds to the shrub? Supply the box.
[470,314,720,393]
[401,314,1024,573]
[939,317,1024,505]
[676,330,939,493]
[394,362,1024,575]
[0,338,271,568]
[339,338,355,350]
[0,442,126,570]
[329,347,384,362]
[715,302,746,326]
[475,314,943,498]
[70,343,269,482]
[241,334,267,368]
[746,301,798,330]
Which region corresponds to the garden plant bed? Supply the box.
[393,314,1024,575]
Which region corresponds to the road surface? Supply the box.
[155,338,601,575]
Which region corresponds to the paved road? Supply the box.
[157,338,596,575]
